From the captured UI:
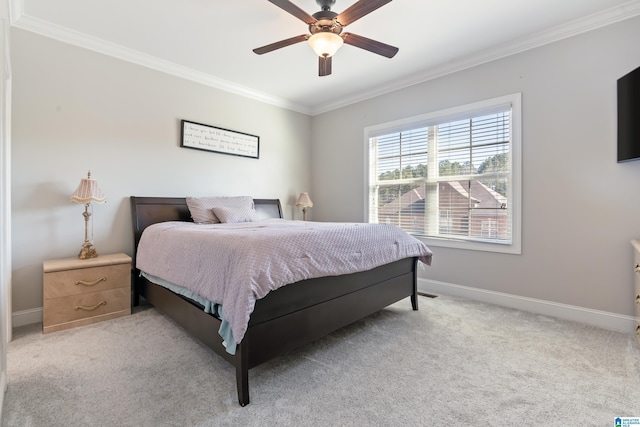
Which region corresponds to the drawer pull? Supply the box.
[636,263,640,273]
[75,277,107,287]
[74,301,107,311]
[637,324,640,334]
[636,294,640,304]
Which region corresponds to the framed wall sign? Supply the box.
[180,120,260,159]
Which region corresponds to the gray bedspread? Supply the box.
[136,219,432,346]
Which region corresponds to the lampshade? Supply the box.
[308,32,343,57]
[296,192,313,208]
[71,171,106,205]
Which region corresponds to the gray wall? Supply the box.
[10,15,640,324]
[10,29,312,315]
[310,16,640,318]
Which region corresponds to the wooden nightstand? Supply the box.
[43,253,131,333]
[633,240,640,347]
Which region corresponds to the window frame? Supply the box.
[364,93,522,254]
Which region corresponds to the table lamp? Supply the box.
[71,171,106,259]
[295,192,313,221]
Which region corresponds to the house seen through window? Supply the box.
[367,94,521,254]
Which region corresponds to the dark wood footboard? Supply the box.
[137,257,419,406]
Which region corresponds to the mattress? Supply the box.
[136,218,433,351]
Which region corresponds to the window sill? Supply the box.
[418,235,521,254]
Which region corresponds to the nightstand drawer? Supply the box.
[43,287,130,333]
[43,263,130,299]
[633,240,640,347]
[42,253,132,334]
[635,245,640,320]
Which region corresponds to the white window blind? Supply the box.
[368,94,521,253]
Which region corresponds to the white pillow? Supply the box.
[211,205,260,223]
[186,196,253,224]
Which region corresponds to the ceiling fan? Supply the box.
[253,0,399,77]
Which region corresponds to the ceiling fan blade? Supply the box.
[267,0,316,24]
[342,33,398,58]
[337,0,392,26]
[319,55,332,77]
[253,34,309,55]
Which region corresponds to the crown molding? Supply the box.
[11,10,312,115]
[310,0,640,115]
[9,0,640,116]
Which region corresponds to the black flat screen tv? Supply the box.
[618,65,640,162]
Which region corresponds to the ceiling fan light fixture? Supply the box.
[308,32,343,57]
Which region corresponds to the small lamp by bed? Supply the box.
[71,171,106,259]
[295,192,313,221]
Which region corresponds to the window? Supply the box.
[366,94,521,254]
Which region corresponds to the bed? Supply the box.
[130,196,431,406]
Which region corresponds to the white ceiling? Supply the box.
[10,0,640,115]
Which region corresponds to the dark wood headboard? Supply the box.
[130,196,283,249]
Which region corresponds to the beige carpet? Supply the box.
[2,295,639,426]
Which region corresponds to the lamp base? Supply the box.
[78,241,98,259]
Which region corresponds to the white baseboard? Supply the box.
[11,282,638,334]
[419,278,638,333]
[12,307,42,328]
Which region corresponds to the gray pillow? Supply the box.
[211,205,259,223]
[185,196,253,224]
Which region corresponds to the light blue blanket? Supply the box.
[140,272,237,354]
